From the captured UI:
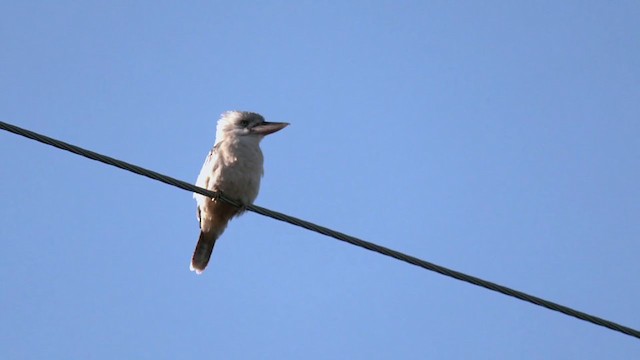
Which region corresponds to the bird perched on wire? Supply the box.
[191,111,289,274]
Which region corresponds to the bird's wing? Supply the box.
[195,149,216,189]
[191,142,231,273]
[194,143,222,223]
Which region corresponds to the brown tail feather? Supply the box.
[191,201,238,274]
[190,231,218,274]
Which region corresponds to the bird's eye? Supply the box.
[240,120,249,127]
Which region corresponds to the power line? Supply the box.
[1,120,639,340]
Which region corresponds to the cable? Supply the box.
[2,120,639,340]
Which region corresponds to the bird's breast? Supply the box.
[215,144,264,204]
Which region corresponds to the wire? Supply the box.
[1,120,639,340]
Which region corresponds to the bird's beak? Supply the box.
[251,121,289,135]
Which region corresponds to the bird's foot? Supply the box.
[237,203,248,213]
[210,191,222,202]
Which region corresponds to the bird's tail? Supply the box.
[190,201,237,274]
[190,231,219,274]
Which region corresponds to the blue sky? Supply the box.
[1,1,639,358]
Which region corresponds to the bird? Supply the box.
[191,111,289,274]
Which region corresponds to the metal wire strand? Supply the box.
[1,120,639,340]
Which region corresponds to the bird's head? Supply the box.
[215,111,289,144]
